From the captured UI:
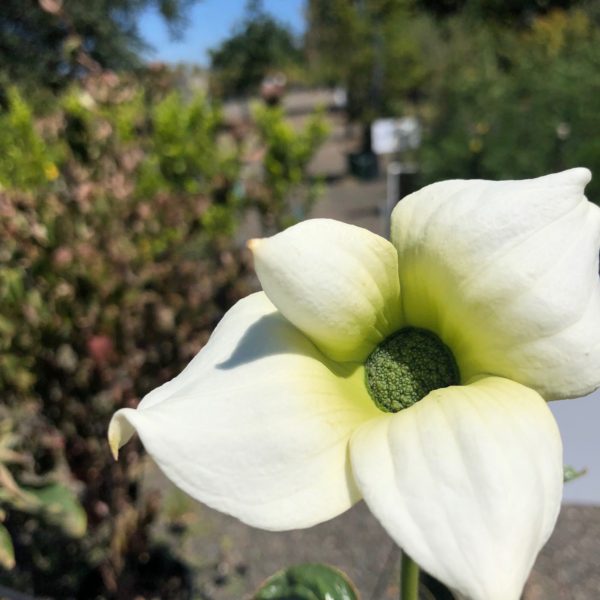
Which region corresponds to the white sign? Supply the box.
[371,117,421,155]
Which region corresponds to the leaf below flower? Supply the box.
[254,563,359,600]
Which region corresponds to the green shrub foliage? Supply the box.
[0,69,325,598]
[420,8,600,202]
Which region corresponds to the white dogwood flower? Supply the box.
[109,168,600,600]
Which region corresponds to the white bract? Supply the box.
[109,168,600,600]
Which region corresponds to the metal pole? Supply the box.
[384,161,403,237]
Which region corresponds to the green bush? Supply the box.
[420,9,600,201]
[0,71,327,597]
[0,88,63,191]
[138,91,231,195]
[0,79,249,598]
[250,103,329,231]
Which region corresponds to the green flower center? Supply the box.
[364,327,460,413]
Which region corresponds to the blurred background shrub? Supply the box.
[0,33,326,599]
[418,6,600,199]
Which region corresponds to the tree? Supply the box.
[209,0,301,98]
[306,0,428,123]
[0,0,197,90]
[419,7,600,201]
[416,0,584,21]
[305,0,593,124]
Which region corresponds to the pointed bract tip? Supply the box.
[107,409,139,461]
[555,166,591,187]
[246,238,262,252]
[108,429,120,461]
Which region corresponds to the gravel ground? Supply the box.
[145,465,600,600]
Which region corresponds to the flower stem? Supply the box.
[401,552,420,600]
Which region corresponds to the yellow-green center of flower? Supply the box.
[364,327,460,413]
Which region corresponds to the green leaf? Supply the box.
[24,484,87,538]
[254,563,359,600]
[564,465,587,483]
[0,523,15,569]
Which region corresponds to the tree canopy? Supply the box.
[305,0,596,123]
[209,0,301,98]
[306,0,427,122]
[0,0,196,90]
[416,0,583,20]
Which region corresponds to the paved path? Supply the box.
[311,176,387,235]
[146,466,600,599]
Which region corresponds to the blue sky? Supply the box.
[139,0,305,65]
[551,391,600,504]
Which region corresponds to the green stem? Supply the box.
[401,552,420,600]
